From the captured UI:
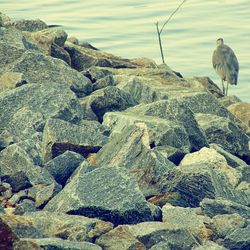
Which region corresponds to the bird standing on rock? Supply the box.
[212,38,239,96]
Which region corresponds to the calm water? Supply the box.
[1,0,250,101]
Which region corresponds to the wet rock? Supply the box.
[223,225,250,250]
[44,167,161,225]
[41,118,108,162]
[180,147,241,187]
[211,213,246,238]
[4,19,47,32]
[162,204,211,241]
[96,123,175,196]
[0,82,83,141]
[96,225,146,250]
[23,28,68,54]
[196,113,250,163]
[128,99,208,152]
[2,50,92,97]
[15,238,102,250]
[64,42,137,71]
[44,151,84,186]
[160,163,238,207]
[81,86,137,122]
[228,102,250,135]
[201,198,250,219]
[125,222,199,249]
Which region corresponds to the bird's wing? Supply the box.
[212,49,224,69]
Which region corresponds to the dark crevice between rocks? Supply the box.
[51,143,101,159]
[150,142,156,149]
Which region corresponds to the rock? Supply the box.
[67,36,79,45]
[82,66,113,82]
[41,118,109,162]
[64,42,137,71]
[211,213,246,238]
[0,214,47,239]
[0,82,83,141]
[4,19,47,32]
[0,129,15,151]
[130,57,157,68]
[147,192,183,207]
[2,50,92,97]
[92,75,115,91]
[80,86,137,122]
[44,151,84,186]
[50,43,71,65]
[14,199,37,215]
[196,113,250,163]
[124,222,199,249]
[96,123,175,196]
[22,211,113,242]
[219,95,242,108]
[180,147,241,187]
[160,163,239,207]
[128,99,208,152]
[228,102,250,135]
[192,241,227,250]
[96,226,146,250]
[44,167,161,225]
[0,12,11,25]
[14,238,102,250]
[162,204,212,241]
[223,225,250,250]
[210,143,248,168]
[0,215,19,250]
[23,28,68,54]
[201,198,250,219]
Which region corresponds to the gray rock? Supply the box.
[223,225,250,250]
[128,99,208,152]
[219,95,242,108]
[82,67,113,82]
[2,50,92,97]
[14,199,37,215]
[211,213,246,239]
[196,113,250,162]
[192,241,226,250]
[44,167,161,225]
[160,164,239,207]
[4,19,48,32]
[51,43,71,65]
[92,75,115,91]
[0,129,15,151]
[0,82,83,141]
[44,151,84,186]
[125,222,199,249]
[14,238,102,250]
[210,143,248,168]
[64,42,137,71]
[96,123,175,196]
[81,86,137,122]
[41,118,109,162]
[201,198,250,219]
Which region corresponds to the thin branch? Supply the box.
[159,0,187,34]
[156,22,165,63]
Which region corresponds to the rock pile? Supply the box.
[0,13,250,249]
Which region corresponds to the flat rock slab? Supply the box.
[44,167,161,225]
[42,118,109,162]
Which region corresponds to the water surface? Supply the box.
[1,0,249,101]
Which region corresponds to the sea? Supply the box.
[1,0,249,101]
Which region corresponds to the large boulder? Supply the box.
[200,198,250,219]
[4,19,47,32]
[0,82,83,141]
[41,118,109,162]
[96,123,175,196]
[196,113,250,163]
[80,86,137,122]
[44,167,161,225]
[160,163,240,207]
[1,50,92,97]
[227,102,250,135]
[127,100,208,152]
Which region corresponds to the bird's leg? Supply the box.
[225,81,229,96]
[221,80,225,95]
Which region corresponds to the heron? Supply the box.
[212,38,239,96]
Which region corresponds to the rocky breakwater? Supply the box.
[0,12,250,250]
